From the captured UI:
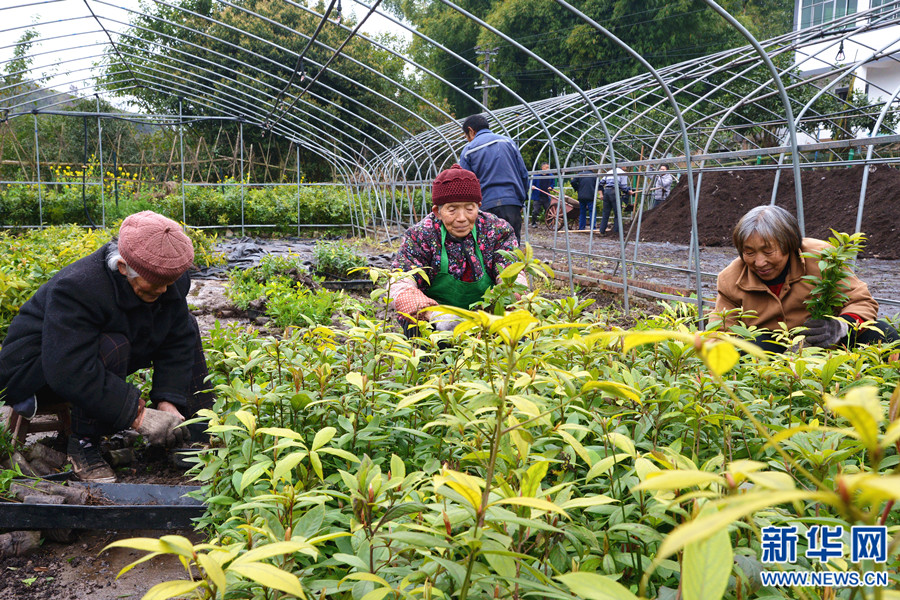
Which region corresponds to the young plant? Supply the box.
[226,255,347,327]
[478,242,552,314]
[313,240,367,279]
[803,230,867,319]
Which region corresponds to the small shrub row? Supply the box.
[313,240,368,279]
[0,180,354,232]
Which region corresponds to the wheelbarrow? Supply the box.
[545,194,580,230]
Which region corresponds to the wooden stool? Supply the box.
[5,402,71,445]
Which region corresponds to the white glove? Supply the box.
[136,408,187,448]
[431,313,462,332]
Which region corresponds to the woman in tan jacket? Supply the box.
[711,205,898,351]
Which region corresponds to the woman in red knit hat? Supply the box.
[0,211,214,483]
[390,164,527,335]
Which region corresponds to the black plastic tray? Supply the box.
[321,279,373,291]
[0,482,203,530]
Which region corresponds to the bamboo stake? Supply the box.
[207,125,222,182]
[162,134,178,182]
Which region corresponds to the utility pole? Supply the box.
[474,46,499,109]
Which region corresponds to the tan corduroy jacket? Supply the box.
[712,238,878,331]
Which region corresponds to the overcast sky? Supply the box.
[1,0,410,103]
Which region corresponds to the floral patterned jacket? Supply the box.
[389,211,520,319]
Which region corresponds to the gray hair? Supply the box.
[732,205,802,257]
[106,241,139,279]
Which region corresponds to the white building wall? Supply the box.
[793,0,900,135]
[865,59,900,100]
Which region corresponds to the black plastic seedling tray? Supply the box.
[0,482,203,530]
[321,279,373,291]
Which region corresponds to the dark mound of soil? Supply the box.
[639,165,900,258]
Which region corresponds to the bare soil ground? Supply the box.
[0,528,202,600]
[639,165,900,259]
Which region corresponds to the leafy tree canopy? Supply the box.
[388,0,794,115]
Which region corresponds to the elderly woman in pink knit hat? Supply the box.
[389,164,526,335]
[0,211,213,482]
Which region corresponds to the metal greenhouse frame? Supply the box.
[2,0,900,314]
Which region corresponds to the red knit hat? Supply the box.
[118,211,194,285]
[432,164,481,206]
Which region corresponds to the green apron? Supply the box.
[426,225,493,309]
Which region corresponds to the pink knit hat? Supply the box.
[432,164,481,206]
[118,211,194,285]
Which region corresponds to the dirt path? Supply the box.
[0,528,202,600]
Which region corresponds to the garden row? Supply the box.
[0,224,379,338]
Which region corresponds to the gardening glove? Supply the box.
[431,313,463,332]
[136,408,187,448]
[801,317,849,349]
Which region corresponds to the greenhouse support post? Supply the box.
[366,186,373,238]
[296,145,301,237]
[586,168,601,272]
[702,0,804,237]
[391,179,402,238]
[179,99,186,229]
[420,182,427,223]
[239,120,245,237]
[347,180,360,237]
[771,154,785,206]
[96,96,106,228]
[523,171,533,241]
[33,113,43,229]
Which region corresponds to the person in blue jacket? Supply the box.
[459,114,529,242]
[529,162,556,227]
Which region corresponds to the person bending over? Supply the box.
[710,205,898,352]
[0,211,215,482]
[389,164,526,334]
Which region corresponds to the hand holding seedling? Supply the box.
[800,317,849,348]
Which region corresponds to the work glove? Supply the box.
[136,408,187,448]
[801,317,850,349]
[431,313,463,332]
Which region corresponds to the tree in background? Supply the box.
[387,0,794,115]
